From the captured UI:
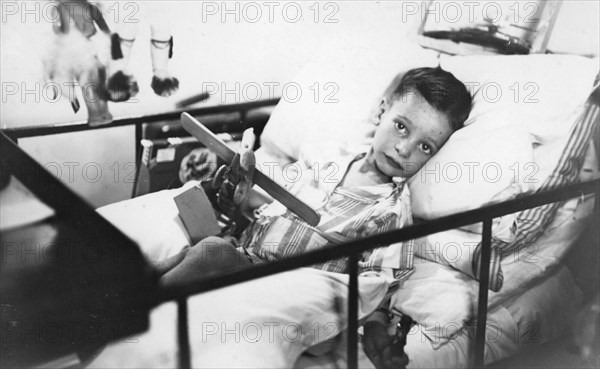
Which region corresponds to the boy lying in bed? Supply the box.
[159,67,472,366]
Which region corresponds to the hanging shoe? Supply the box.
[150,37,179,97]
[106,33,139,102]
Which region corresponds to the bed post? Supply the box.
[131,122,143,198]
[595,179,599,218]
[472,218,493,368]
[177,298,192,369]
[347,254,359,369]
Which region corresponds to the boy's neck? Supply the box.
[342,150,391,186]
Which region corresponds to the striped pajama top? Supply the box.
[239,147,414,282]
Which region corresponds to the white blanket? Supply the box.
[94,187,390,368]
[88,268,388,368]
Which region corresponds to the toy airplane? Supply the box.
[180,112,321,227]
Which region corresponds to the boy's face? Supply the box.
[371,92,453,178]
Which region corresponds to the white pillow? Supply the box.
[392,192,595,348]
[260,39,438,161]
[262,52,598,219]
[408,54,598,218]
[261,52,597,206]
[408,122,536,220]
[412,141,598,294]
[439,54,599,190]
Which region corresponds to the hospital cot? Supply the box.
[1,44,599,369]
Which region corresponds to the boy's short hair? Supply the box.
[391,67,472,131]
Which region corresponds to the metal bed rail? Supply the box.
[2,99,279,199]
[157,178,598,369]
[2,99,280,142]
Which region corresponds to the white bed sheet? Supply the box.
[87,267,389,369]
[94,185,391,368]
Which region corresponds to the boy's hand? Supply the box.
[363,321,392,368]
[212,129,256,218]
[363,321,409,369]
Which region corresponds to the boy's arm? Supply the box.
[239,187,273,219]
[218,129,274,219]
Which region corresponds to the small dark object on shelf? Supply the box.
[423,27,531,55]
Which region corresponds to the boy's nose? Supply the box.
[395,142,411,158]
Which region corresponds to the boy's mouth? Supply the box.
[385,155,404,171]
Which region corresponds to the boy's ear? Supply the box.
[374,98,388,125]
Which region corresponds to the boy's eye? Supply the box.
[395,122,407,132]
[420,143,432,155]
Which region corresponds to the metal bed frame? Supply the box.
[1,100,598,369]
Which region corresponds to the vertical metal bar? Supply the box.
[177,299,191,369]
[240,110,247,125]
[131,123,143,198]
[135,123,142,167]
[594,187,599,218]
[347,254,359,369]
[472,218,493,368]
